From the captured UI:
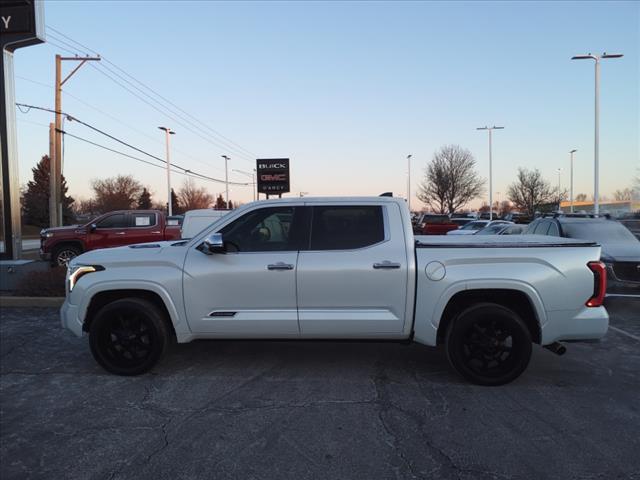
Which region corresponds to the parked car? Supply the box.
[447,220,510,235]
[526,216,640,296]
[40,210,181,266]
[166,215,184,226]
[62,196,608,385]
[476,223,525,235]
[413,214,458,235]
[502,212,532,224]
[180,209,231,239]
[451,218,474,228]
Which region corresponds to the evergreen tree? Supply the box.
[137,188,152,209]
[170,188,183,214]
[22,155,75,227]
[214,194,227,210]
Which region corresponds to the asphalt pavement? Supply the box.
[1,298,639,480]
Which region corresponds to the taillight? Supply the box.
[586,261,607,307]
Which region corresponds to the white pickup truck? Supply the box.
[61,197,609,385]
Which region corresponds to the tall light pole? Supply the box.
[221,155,230,207]
[571,52,623,215]
[406,154,412,211]
[556,168,562,211]
[569,149,577,212]
[476,126,504,220]
[158,127,175,215]
[233,168,257,201]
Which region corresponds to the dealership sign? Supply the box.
[256,158,290,195]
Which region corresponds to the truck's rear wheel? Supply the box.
[445,303,532,386]
[53,245,81,266]
[89,298,170,376]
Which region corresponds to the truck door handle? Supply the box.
[267,262,294,271]
[115,232,126,235]
[151,231,161,234]
[373,261,401,269]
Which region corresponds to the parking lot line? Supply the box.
[609,325,640,342]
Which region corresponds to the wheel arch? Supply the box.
[51,240,85,255]
[82,287,179,341]
[435,287,543,346]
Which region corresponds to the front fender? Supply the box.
[76,280,191,341]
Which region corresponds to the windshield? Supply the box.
[562,221,638,243]
[461,221,487,230]
[476,225,504,235]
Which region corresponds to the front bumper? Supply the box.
[60,299,84,337]
[39,248,51,261]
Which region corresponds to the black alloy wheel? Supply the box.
[89,298,170,376]
[445,303,532,386]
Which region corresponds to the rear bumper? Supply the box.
[60,299,84,337]
[541,306,609,345]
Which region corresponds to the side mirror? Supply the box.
[200,233,226,255]
[90,223,97,232]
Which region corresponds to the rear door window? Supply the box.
[309,206,385,250]
[131,213,157,228]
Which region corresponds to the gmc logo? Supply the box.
[260,174,287,181]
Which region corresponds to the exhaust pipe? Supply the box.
[544,342,567,356]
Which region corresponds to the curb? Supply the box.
[0,296,64,308]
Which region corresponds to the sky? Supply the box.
[12,0,640,210]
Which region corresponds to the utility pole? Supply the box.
[406,154,412,211]
[221,155,230,207]
[556,168,562,211]
[233,168,257,201]
[571,52,623,215]
[476,126,504,221]
[48,123,56,229]
[53,54,100,227]
[569,149,577,212]
[158,127,175,215]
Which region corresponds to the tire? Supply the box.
[89,298,170,376]
[52,245,81,266]
[445,303,532,386]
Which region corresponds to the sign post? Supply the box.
[1,0,45,260]
[256,158,290,199]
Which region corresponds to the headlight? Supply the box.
[67,264,103,292]
[40,230,53,238]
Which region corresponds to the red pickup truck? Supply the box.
[40,210,181,266]
[413,214,459,235]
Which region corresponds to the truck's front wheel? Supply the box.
[89,298,170,376]
[445,303,532,386]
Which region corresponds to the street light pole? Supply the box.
[158,127,175,216]
[571,52,623,215]
[221,155,230,207]
[569,149,577,212]
[406,154,412,211]
[476,126,504,220]
[233,168,257,202]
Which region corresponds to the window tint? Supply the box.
[131,213,156,227]
[96,213,127,229]
[532,220,550,235]
[310,206,384,250]
[219,207,296,252]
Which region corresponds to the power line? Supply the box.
[47,25,258,159]
[16,103,250,186]
[46,28,257,163]
[15,74,227,174]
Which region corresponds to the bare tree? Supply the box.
[92,175,143,212]
[177,178,213,211]
[575,193,588,202]
[507,168,562,216]
[613,188,633,201]
[417,145,484,214]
